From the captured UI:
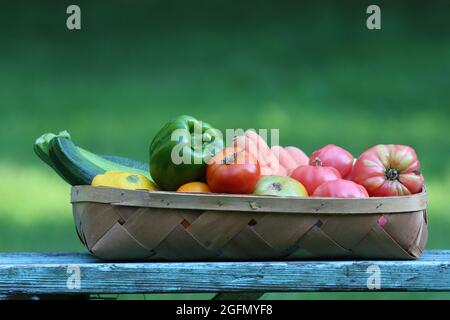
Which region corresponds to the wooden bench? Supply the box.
[0,250,449,300]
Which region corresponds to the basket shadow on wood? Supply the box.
[71,186,428,261]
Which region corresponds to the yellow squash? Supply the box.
[92,171,159,191]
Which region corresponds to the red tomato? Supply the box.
[352,144,424,196]
[206,146,261,194]
[290,162,341,196]
[310,144,354,179]
[312,179,369,198]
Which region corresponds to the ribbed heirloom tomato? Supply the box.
[312,179,369,198]
[290,159,342,195]
[352,144,424,197]
[206,147,261,194]
[309,144,354,179]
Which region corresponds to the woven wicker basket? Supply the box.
[71,185,428,261]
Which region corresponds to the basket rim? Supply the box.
[71,185,427,214]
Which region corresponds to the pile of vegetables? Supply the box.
[34,115,424,198]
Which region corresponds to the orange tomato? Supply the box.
[177,182,211,193]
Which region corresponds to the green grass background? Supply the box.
[0,0,449,299]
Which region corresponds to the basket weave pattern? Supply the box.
[72,186,427,261]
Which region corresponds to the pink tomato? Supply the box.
[312,179,369,198]
[352,144,424,197]
[290,161,341,196]
[310,144,354,179]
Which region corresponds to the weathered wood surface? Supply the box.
[0,251,449,295]
[72,186,427,214]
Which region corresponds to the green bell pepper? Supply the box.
[149,115,224,191]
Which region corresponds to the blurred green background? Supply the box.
[1,0,449,299]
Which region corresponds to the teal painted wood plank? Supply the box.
[0,251,449,295]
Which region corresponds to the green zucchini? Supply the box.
[35,131,153,186]
[100,155,149,172]
[34,131,71,167]
[34,131,73,184]
[77,148,151,180]
[49,137,104,185]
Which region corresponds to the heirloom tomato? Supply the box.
[290,159,342,195]
[309,144,354,179]
[312,179,369,198]
[352,144,424,197]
